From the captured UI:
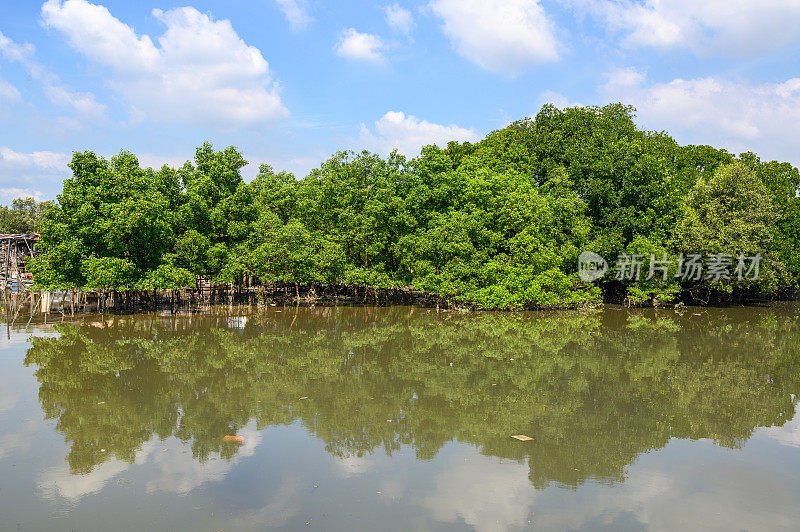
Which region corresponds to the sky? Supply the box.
[0,0,799,201]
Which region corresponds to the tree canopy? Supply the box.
[28,105,800,307]
[0,197,53,234]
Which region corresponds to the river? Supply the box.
[1,304,799,530]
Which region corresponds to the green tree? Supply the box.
[31,151,173,289]
[0,197,54,233]
[673,161,783,291]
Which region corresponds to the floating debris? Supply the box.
[511,434,533,441]
[223,435,244,443]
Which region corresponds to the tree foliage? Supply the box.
[0,197,53,233]
[29,105,800,307]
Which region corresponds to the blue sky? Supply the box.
[1,0,799,200]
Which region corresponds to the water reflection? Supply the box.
[22,305,800,493]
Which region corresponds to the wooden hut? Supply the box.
[0,233,38,291]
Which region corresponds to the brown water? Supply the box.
[1,305,799,531]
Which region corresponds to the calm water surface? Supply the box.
[1,305,800,531]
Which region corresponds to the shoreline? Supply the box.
[2,281,798,321]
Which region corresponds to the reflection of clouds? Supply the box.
[423,450,535,532]
[0,427,30,460]
[0,415,41,461]
[418,439,800,531]
[0,390,18,417]
[332,454,376,478]
[0,433,23,460]
[756,411,800,448]
[231,476,303,529]
[628,461,799,530]
[39,440,157,501]
[0,331,33,348]
[145,426,262,494]
[0,326,59,348]
[38,424,264,501]
[40,457,135,500]
[531,453,800,531]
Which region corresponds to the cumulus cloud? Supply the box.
[0,30,104,117]
[384,4,414,36]
[334,28,386,62]
[579,0,800,56]
[40,0,288,128]
[600,68,800,165]
[359,111,479,156]
[274,0,313,32]
[428,0,559,76]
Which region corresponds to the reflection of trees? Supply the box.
[24,306,800,487]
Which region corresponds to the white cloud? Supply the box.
[136,152,192,171]
[0,78,21,103]
[0,32,43,76]
[359,111,479,156]
[581,0,800,56]
[0,188,44,201]
[334,28,386,63]
[0,147,70,200]
[43,85,104,116]
[275,0,312,31]
[428,0,559,76]
[537,89,582,109]
[0,30,105,117]
[385,4,414,36]
[600,68,800,165]
[41,0,288,128]
[0,147,70,169]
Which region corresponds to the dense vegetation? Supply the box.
[28,104,800,308]
[0,197,52,234]
[25,306,800,484]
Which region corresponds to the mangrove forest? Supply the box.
[21,104,800,309]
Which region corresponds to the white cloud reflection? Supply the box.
[37,424,263,501]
